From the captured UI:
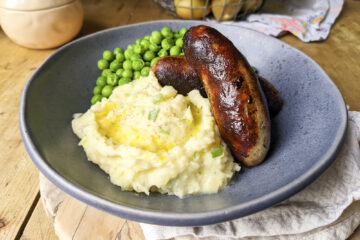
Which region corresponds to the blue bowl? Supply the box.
[19,20,347,226]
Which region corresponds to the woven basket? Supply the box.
[154,0,264,21]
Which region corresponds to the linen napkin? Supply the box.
[222,0,344,42]
[140,111,360,240]
[40,111,360,240]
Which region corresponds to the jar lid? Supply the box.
[0,0,74,11]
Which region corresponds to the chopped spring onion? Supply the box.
[148,109,159,121]
[211,146,223,158]
[193,151,200,160]
[152,94,163,104]
[159,129,169,135]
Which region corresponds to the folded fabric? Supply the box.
[140,111,360,240]
[223,0,344,42]
[40,111,360,240]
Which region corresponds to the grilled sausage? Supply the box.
[257,75,282,117]
[151,55,283,117]
[151,55,207,97]
[183,25,271,166]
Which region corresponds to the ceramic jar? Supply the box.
[0,0,83,49]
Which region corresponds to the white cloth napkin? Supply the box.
[40,111,360,240]
[221,0,344,42]
[140,111,360,240]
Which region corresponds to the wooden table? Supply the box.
[0,0,359,239]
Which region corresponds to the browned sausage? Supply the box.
[151,55,283,117]
[257,76,282,117]
[183,25,271,166]
[151,56,207,97]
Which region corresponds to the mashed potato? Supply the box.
[72,72,240,197]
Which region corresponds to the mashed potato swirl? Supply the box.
[72,73,240,197]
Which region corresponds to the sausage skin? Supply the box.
[183,25,271,166]
[151,56,207,97]
[151,55,283,117]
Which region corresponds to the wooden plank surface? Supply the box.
[54,197,144,240]
[20,196,58,240]
[0,30,53,240]
[0,0,359,239]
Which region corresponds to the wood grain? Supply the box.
[21,198,58,240]
[0,29,54,239]
[0,0,358,239]
[54,196,145,240]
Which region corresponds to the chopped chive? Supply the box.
[159,129,169,135]
[152,94,163,104]
[148,109,159,121]
[211,146,223,158]
[251,66,257,73]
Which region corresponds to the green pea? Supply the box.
[124,49,134,60]
[151,30,163,44]
[132,59,145,71]
[115,52,125,62]
[136,38,142,45]
[140,39,150,51]
[143,50,156,61]
[144,35,151,40]
[107,73,118,86]
[123,60,132,70]
[97,59,109,70]
[175,38,183,48]
[130,52,141,61]
[127,44,135,50]
[134,44,144,54]
[180,52,185,55]
[161,26,173,38]
[115,68,124,77]
[91,95,103,105]
[145,62,150,67]
[170,46,181,56]
[179,27,188,36]
[149,43,160,52]
[101,69,112,76]
[161,38,173,50]
[174,33,180,39]
[141,67,150,77]
[114,47,124,55]
[96,76,107,86]
[118,77,132,86]
[103,50,115,61]
[150,57,160,66]
[158,49,168,57]
[133,71,141,80]
[110,60,122,71]
[122,69,133,78]
[174,30,179,37]
[101,85,113,98]
[93,85,103,95]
